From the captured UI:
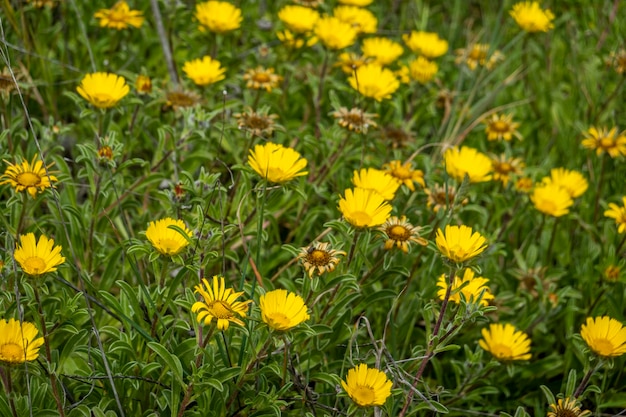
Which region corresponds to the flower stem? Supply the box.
[573,361,603,398]
[0,366,18,417]
[546,217,560,263]
[346,230,361,269]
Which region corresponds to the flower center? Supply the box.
[253,73,271,83]
[491,121,510,133]
[308,250,330,265]
[208,301,234,320]
[600,137,615,148]
[350,211,372,227]
[16,172,41,187]
[387,225,410,241]
[23,256,47,274]
[490,343,514,360]
[248,116,269,129]
[448,245,469,260]
[592,338,615,356]
[392,167,411,180]
[352,385,376,406]
[494,163,513,174]
[109,10,128,22]
[266,312,291,330]
[0,343,25,363]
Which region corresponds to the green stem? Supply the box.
[15,193,28,237]
[573,360,603,398]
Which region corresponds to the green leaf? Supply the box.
[148,341,185,386]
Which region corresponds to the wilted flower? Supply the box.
[234,107,279,138]
[455,43,504,70]
[379,216,427,253]
[425,183,468,213]
[331,107,378,134]
[606,49,626,74]
[243,67,282,92]
[165,90,200,110]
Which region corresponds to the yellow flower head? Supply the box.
[402,31,448,58]
[145,218,193,256]
[515,176,534,193]
[243,67,283,92]
[543,168,588,199]
[335,52,372,75]
[582,126,626,158]
[603,264,621,283]
[135,75,152,94]
[352,168,400,201]
[580,316,626,358]
[278,5,320,33]
[195,1,242,33]
[510,1,555,33]
[313,16,358,50]
[382,160,425,192]
[191,276,252,330]
[338,188,392,229]
[248,142,308,183]
[378,216,427,253]
[276,30,317,49]
[297,242,346,278]
[491,154,525,186]
[338,0,372,5]
[437,269,494,306]
[0,318,44,364]
[94,1,144,30]
[182,56,226,86]
[14,233,65,276]
[483,113,522,141]
[547,398,591,417]
[455,43,504,70]
[606,48,626,74]
[605,196,626,234]
[341,363,393,407]
[444,146,493,183]
[361,37,404,66]
[435,225,487,264]
[479,323,532,361]
[260,289,310,331]
[0,154,57,198]
[530,183,573,217]
[408,56,438,84]
[77,72,129,109]
[349,64,400,102]
[333,5,377,34]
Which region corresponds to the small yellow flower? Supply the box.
[0,318,44,365]
[182,56,226,87]
[260,289,309,331]
[94,1,144,30]
[195,1,242,33]
[352,168,400,201]
[338,188,392,229]
[349,64,400,102]
[14,233,65,276]
[444,146,493,183]
[580,316,626,358]
[605,197,626,234]
[297,242,346,278]
[243,67,282,92]
[547,397,591,417]
[483,113,522,141]
[515,176,534,193]
[333,5,377,34]
[491,154,525,186]
[378,216,427,253]
[543,168,588,199]
[248,142,308,183]
[341,364,393,407]
[313,16,358,50]
[479,323,532,361]
[437,269,494,306]
[192,276,252,330]
[582,126,626,158]
[0,154,58,198]
[338,0,372,5]
[382,160,425,192]
[606,48,626,74]
[331,107,378,134]
[77,72,129,109]
[335,52,372,75]
[530,183,573,217]
[402,31,448,58]
[278,5,319,33]
[510,1,555,33]
[436,225,487,264]
[146,218,193,256]
[135,75,152,94]
[455,43,504,70]
[603,265,621,282]
[276,30,317,49]
[361,37,403,66]
[408,56,438,84]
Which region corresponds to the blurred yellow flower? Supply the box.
[425,183,468,213]
[135,75,152,94]
[243,67,282,92]
[510,1,555,32]
[248,142,308,183]
[402,31,448,58]
[260,289,309,331]
[379,216,427,253]
[455,43,504,70]
[361,37,404,66]
[605,197,626,233]
[0,318,44,364]
[483,113,522,141]
[338,0,372,5]
[338,188,391,228]
[94,1,144,30]
[297,242,346,278]
[349,64,400,101]
[0,154,57,198]
[77,72,129,109]
[195,1,242,33]
[408,56,438,84]
[335,52,371,74]
[192,276,251,330]
[314,16,358,50]
[582,126,626,158]
[515,176,534,193]
[352,168,400,201]
[437,269,494,306]
[382,160,425,192]
[436,225,487,264]
[491,154,525,186]
[278,5,319,33]
[146,218,193,256]
[547,398,591,417]
[341,364,392,407]
[606,49,626,74]
[530,183,573,217]
[444,146,493,183]
[333,5,377,34]
[183,56,226,86]
[14,233,65,276]
[581,316,626,357]
[543,168,588,199]
[479,323,532,361]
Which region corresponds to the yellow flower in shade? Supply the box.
[243,67,282,92]
[338,0,372,5]
[444,146,493,183]
[77,72,129,109]
[135,75,152,94]
[606,49,626,74]
[297,242,346,278]
[248,142,308,183]
[335,52,372,75]
[531,183,573,217]
[382,160,425,192]
[191,276,252,330]
[0,318,44,364]
[605,197,626,234]
[182,56,225,87]
[361,37,404,66]
[425,183,468,213]
[543,168,588,199]
[582,126,626,158]
[491,154,525,186]
[278,5,319,33]
[0,154,57,198]
[515,176,534,193]
[349,64,400,102]
[402,31,448,58]
[276,30,317,49]
[313,16,358,50]
[437,269,494,306]
[338,188,392,229]
[260,289,309,331]
[603,265,621,282]
[436,225,487,264]
[479,323,531,361]
[395,65,410,84]
[510,1,555,32]
[408,56,438,84]
[455,43,504,70]
[146,218,193,256]
[580,316,626,358]
[14,233,65,276]
[331,107,378,134]
[352,168,400,201]
[333,5,377,34]
[483,113,522,141]
[341,363,392,407]
[195,1,242,33]
[547,398,591,417]
[378,216,427,253]
[94,1,144,30]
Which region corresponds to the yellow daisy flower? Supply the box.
[378,216,427,253]
[515,176,534,193]
[382,160,425,192]
[349,64,400,102]
[313,16,358,50]
[580,316,626,358]
[335,52,372,74]
[352,168,400,201]
[14,233,65,276]
[408,56,438,84]
[437,268,494,306]
[182,56,225,86]
[402,31,448,58]
[341,363,393,407]
[195,1,242,33]
[491,154,525,186]
[94,1,144,30]
[0,154,58,198]
[338,188,392,229]
[0,318,44,364]
[483,113,522,141]
[259,289,310,331]
[582,126,626,158]
[444,146,493,183]
[297,242,346,278]
[547,397,591,417]
[479,323,532,361]
[76,72,129,109]
[455,43,505,70]
[530,183,573,217]
[276,30,317,49]
[248,142,308,183]
[145,218,193,256]
[361,37,404,66]
[605,197,626,234]
[278,5,320,33]
[191,276,252,330]
[333,5,377,34]
[135,75,152,94]
[543,168,588,199]
[243,67,283,92]
[510,1,555,33]
[435,225,487,264]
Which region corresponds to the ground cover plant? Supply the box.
[0,0,625,416]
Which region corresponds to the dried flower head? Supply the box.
[425,183,468,213]
[165,90,200,110]
[243,67,283,92]
[331,107,378,134]
[455,43,504,70]
[606,49,626,74]
[234,107,279,138]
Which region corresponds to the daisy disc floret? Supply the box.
[192,276,252,330]
[0,318,44,364]
[530,183,573,217]
[182,56,226,86]
[341,363,393,407]
[146,218,193,256]
[1,154,57,198]
[437,269,494,306]
[379,216,427,253]
[195,1,242,33]
[260,289,310,331]
[547,397,591,417]
[77,72,129,109]
[313,16,358,50]
[479,323,532,361]
[580,316,626,357]
[349,64,400,102]
[435,225,487,264]
[297,242,346,278]
[338,188,392,229]
[582,126,626,158]
[247,142,308,183]
[604,197,626,234]
[510,1,555,32]
[14,233,65,276]
[94,1,144,30]
[444,146,493,183]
